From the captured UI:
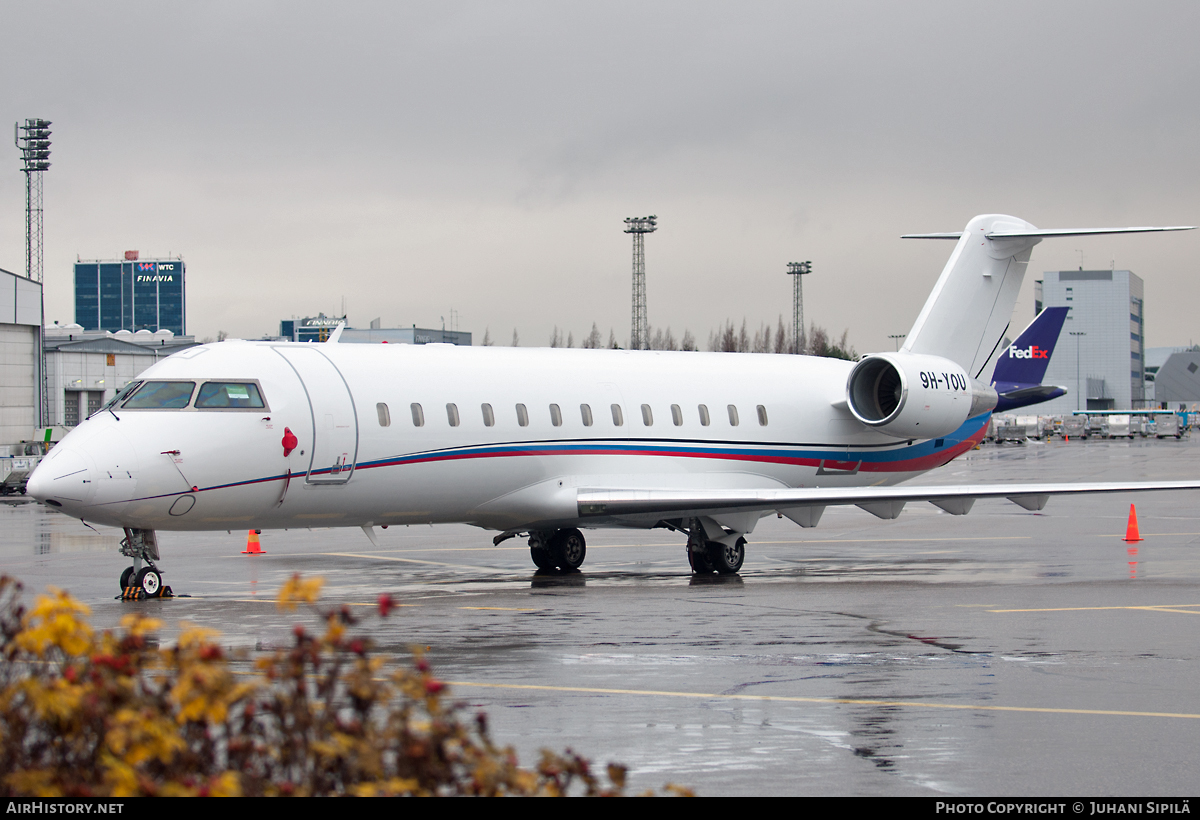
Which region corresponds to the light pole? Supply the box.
[625,216,657,350]
[15,118,51,428]
[1070,331,1087,412]
[786,261,812,353]
[888,334,906,351]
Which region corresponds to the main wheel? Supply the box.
[689,547,714,574]
[707,537,745,574]
[530,546,555,571]
[549,528,586,570]
[135,567,162,598]
[120,566,136,590]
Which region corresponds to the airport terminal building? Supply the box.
[74,255,185,335]
[0,266,43,444]
[280,315,471,345]
[1034,269,1145,413]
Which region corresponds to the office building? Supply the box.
[1033,269,1145,413]
[74,253,186,335]
[279,315,471,345]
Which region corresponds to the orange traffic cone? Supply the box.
[1123,505,1143,543]
[243,529,265,554]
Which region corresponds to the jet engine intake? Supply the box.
[846,352,996,440]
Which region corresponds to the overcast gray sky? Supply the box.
[2,1,1198,350]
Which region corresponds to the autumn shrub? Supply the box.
[0,574,687,797]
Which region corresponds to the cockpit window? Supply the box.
[103,381,142,411]
[195,382,266,409]
[122,381,196,409]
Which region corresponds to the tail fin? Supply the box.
[901,216,1193,379]
[992,306,1069,387]
[991,306,1070,413]
[901,215,1040,379]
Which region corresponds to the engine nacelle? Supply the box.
[846,352,997,440]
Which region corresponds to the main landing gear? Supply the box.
[119,528,170,599]
[529,528,587,572]
[685,518,746,575]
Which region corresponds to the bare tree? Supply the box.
[511,329,520,347]
[582,323,603,349]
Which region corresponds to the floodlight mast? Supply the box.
[624,215,657,350]
[786,260,812,354]
[15,119,51,283]
[15,119,51,428]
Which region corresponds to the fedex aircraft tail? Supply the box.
[991,306,1070,413]
[900,216,1192,380]
[993,306,1069,387]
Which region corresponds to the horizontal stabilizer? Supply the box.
[998,384,1068,403]
[903,226,1195,240]
[985,226,1195,239]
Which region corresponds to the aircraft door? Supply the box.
[273,347,359,485]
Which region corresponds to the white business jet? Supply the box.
[27,215,1200,596]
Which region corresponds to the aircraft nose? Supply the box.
[27,447,95,508]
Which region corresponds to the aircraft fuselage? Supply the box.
[32,341,987,534]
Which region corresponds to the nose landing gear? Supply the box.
[119,528,171,599]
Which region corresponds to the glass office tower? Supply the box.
[74,258,185,335]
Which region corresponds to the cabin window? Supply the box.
[641,404,654,426]
[516,403,529,427]
[580,404,593,426]
[481,403,495,427]
[671,404,683,426]
[728,405,739,426]
[757,405,768,426]
[411,403,424,427]
[611,404,624,426]
[195,382,265,409]
[446,403,460,427]
[123,381,196,409]
[698,404,710,426]
[376,403,391,427]
[550,404,562,427]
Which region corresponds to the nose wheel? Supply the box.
[119,528,171,599]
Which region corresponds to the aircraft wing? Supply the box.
[576,480,1200,524]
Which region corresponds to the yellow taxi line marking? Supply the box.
[444,681,1200,719]
[321,552,500,572]
[458,607,539,611]
[218,598,419,608]
[987,604,1200,613]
